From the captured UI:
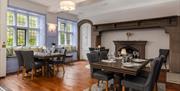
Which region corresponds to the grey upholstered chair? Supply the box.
[49,49,67,76]
[21,51,44,80]
[99,50,109,60]
[87,52,113,91]
[15,51,24,76]
[159,49,169,69]
[121,56,164,91]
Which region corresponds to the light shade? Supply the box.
[121,48,127,56]
[60,0,76,11]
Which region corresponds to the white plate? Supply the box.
[132,59,146,63]
[122,63,134,67]
[102,60,116,63]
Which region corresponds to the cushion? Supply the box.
[93,71,113,81]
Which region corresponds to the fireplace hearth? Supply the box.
[114,41,147,59]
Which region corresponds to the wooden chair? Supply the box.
[21,51,44,80]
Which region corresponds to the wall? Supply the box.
[101,28,169,59]
[8,0,78,47]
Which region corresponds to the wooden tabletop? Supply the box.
[91,59,150,76]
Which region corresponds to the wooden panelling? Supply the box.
[94,16,178,32]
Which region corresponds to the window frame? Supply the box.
[16,28,27,46]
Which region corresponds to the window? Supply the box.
[7,27,14,46]
[17,13,28,27]
[7,11,15,26]
[6,7,45,47]
[58,19,75,46]
[29,16,39,28]
[29,29,38,46]
[17,29,26,46]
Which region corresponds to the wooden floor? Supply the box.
[0,61,180,91]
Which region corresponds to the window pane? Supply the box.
[29,30,37,46]
[66,23,72,32]
[17,29,26,46]
[17,13,27,27]
[60,23,65,31]
[7,27,14,46]
[7,11,15,26]
[60,32,65,45]
[29,16,39,28]
[66,33,72,45]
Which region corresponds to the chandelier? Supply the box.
[60,0,76,11]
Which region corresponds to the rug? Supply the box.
[0,87,6,91]
[83,80,166,91]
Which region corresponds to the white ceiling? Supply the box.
[28,0,179,23]
[29,0,175,14]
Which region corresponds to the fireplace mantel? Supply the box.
[114,41,147,59]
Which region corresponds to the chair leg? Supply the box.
[106,80,109,91]
[17,68,20,76]
[153,83,158,91]
[22,68,26,79]
[53,65,56,76]
[114,79,117,91]
[31,68,35,80]
[62,64,65,73]
[42,66,45,76]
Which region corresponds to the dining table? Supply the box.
[34,52,64,77]
[90,58,150,76]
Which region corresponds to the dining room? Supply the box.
[1,0,180,91]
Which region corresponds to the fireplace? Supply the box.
[114,41,147,58]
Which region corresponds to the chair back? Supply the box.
[87,52,100,76]
[15,51,24,67]
[89,48,95,52]
[159,49,169,63]
[145,55,164,91]
[21,51,34,71]
[99,50,109,60]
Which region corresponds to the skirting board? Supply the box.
[167,72,180,84]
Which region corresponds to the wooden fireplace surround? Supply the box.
[114,41,147,59]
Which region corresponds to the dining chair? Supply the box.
[49,49,67,76]
[99,50,109,60]
[21,51,45,80]
[15,51,24,77]
[159,49,169,69]
[87,52,113,91]
[121,56,164,91]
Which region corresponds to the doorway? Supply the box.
[80,23,91,60]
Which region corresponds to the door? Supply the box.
[80,23,91,60]
[0,0,8,77]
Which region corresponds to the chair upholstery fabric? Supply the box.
[122,56,164,91]
[159,49,169,63]
[99,50,109,60]
[15,51,24,67]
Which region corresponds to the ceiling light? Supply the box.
[60,0,76,11]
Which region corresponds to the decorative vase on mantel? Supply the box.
[126,32,133,40]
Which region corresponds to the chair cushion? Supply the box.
[93,71,113,81]
[34,61,44,68]
[122,76,146,91]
